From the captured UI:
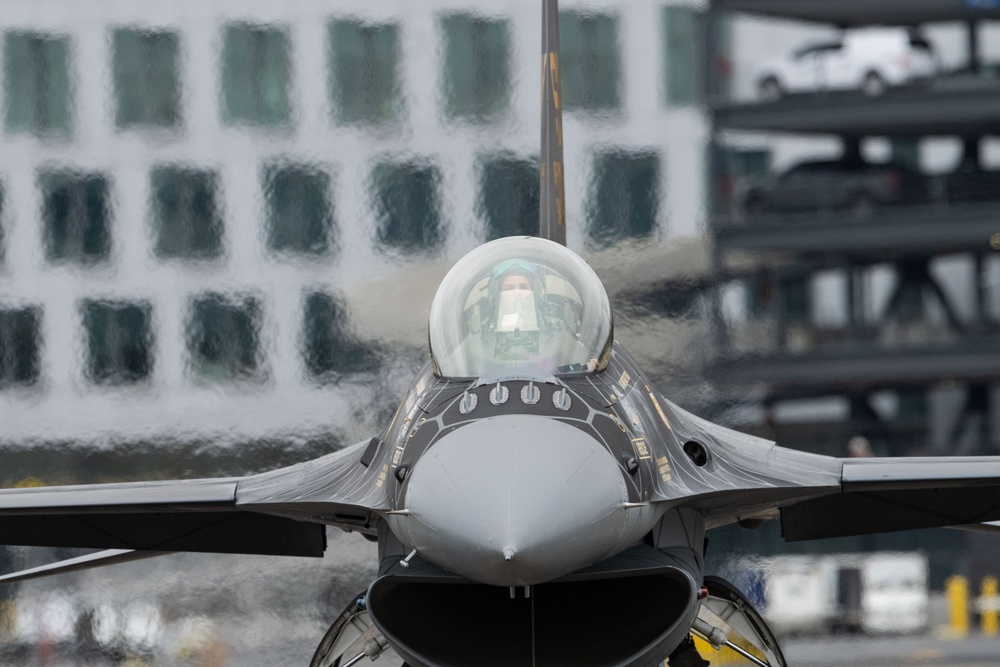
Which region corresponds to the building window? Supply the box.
[151,167,222,260]
[39,171,111,264]
[187,293,262,382]
[713,145,771,216]
[663,6,704,107]
[441,14,510,121]
[264,164,333,255]
[477,154,538,241]
[302,292,380,380]
[559,12,619,112]
[82,300,152,385]
[221,24,290,127]
[3,32,71,135]
[587,151,659,245]
[328,20,400,125]
[371,160,443,252]
[743,271,812,325]
[780,275,811,324]
[112,28,180,128]
[0,307,41,388]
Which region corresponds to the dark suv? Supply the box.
[741,159,931,217]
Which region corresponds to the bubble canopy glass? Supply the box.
[429,237,613,380]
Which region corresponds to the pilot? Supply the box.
[486,259,599,374]
[487,259,544,361]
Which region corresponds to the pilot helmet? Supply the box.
[490,258,542,293]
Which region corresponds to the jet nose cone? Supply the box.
[398,415,629,586]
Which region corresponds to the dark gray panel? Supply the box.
[0,511,325,556]
[782,456,1000,540]
[715,0,1000,27]
[781,484,1000,541]
[716,202,1000,262]
[714,83,1000,137]
[714,338,1000,391]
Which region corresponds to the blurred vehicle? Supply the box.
[11,593,79,651]
[859,553,929,635]
[756,552,929,636]
[759,556,837,636]
[754,28,938,100]
[941,167,1000,202]
[91,601,164,657]
[741,158,931,217]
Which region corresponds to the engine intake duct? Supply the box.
[367,545,699,667]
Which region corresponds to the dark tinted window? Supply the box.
[82,300,153,385]
[477,154,539,241]
[302,292,380,380]
[372,160,443,252]
[441,14,510,121]
[794,41,841,59]
[781,275,811,323]
[264,164,333,255]
[559,12,619,111]
[187,293,262,381]
[40,171,111,264]
[663,6,703,106]
[329,20,400,125]
[112,29,180,128]
[221,24,290,126]
[4,32,71,135]
[587,151,659,244]
[151,167,223,259]
[0,307,41,388]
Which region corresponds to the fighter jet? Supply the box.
[3,3,1000,667]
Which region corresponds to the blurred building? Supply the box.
[0,1,712,478]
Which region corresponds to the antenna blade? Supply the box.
[540,0,567,245]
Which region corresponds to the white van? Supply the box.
[754,28,938,100]
[754,552,929,636]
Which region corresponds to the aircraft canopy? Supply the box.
[429,237,613,380]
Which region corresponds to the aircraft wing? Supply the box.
[0,436,390,557]
[659,396,1000,541]
[779,456,1000,541]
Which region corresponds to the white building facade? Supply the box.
[0,0,709,445]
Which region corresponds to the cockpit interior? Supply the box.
[428,237,613,381]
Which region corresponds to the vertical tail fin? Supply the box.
[539,0,567,245]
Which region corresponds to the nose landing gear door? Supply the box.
[691,575,787,667]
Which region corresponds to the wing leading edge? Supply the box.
[0,436,390,558]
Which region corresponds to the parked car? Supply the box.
[741,158,931,217]
[754,28,938,101]
[942,167,1000,202]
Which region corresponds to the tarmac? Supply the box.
[5,622,1000,666]
[783,633,1000,667]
